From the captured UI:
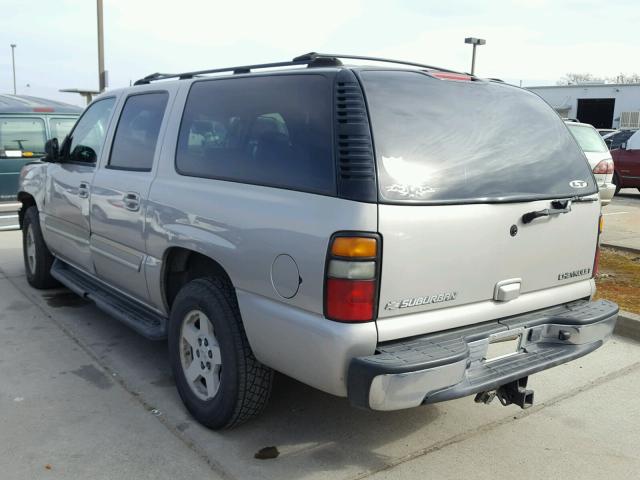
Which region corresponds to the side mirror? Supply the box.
[44,138,59,162]
[621,142,627,150]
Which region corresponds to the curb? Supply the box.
[601,243,640,256]
[615,310,640,342]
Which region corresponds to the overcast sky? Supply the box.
[1,0,639,106]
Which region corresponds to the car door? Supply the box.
[89,91,170,303]
[616,131,640,187]
[42,97,116,273]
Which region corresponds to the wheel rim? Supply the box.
[25,224,36,275]
[179,310,222,401]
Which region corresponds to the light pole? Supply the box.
[464,37,486,76]
[97,0,106,92]
[10,44,16,94]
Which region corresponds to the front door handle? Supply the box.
[123,192,141,212]
[78,182,90,199]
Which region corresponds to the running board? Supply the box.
[51,259,167,340]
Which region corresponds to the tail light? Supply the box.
[324,233,380,322]
[592,159,614,175]
[593,215,603,277]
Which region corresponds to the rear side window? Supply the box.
[360,70,597,203]
[0,117,46,154]
[49,117,77,142]
[109,92,169,171]
[176,75,334,195]
[567,124,608,153]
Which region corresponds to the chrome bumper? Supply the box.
[0,202,20,231]
[348,300,618,411]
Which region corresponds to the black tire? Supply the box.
[613,173,621,195]
[22,207,59,289]
[168,277,273,429]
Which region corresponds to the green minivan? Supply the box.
[0,94,81,229]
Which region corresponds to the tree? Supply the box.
[556,72,640,85]
[556,73,604,85]
[609,73,640,84]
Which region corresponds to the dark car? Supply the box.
[603,129,636,150]
[611,130,640,194]
[0,95,81,229]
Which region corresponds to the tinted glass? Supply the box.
[50,117,77,142]
[176,75,334,195]
[609,130,636,149]
[0,117,46,154]
[360,71,597,203]
[109,92,168,171]
[68,98,116,163]
[567,124,609,153]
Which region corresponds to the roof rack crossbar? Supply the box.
[133,52,469,85]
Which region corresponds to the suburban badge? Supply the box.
[385,292,458,310]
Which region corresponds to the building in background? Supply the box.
[528,84,640,129]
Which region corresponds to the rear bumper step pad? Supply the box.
[348,299,618,410]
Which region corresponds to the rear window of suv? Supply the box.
[176,74,334,195]
[567,124,609,153]
[359,70,597,204]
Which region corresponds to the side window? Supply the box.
[109,92,169,171]
[0,117,46,154]
[176,75,334,195]
[68,98,116,164]
[49,117,78,142]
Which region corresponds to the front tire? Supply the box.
[22,207,59,289]
[168,277,273,429]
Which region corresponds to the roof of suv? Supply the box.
[130,52,480,88]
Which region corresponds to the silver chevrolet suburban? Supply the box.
[17,53,619,429]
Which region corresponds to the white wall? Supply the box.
[527,84,640,128]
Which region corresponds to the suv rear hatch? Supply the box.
[358,71,601,341]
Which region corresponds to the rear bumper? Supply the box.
[0,202,20,231]
[348,299,618,410]
[598,182,616,204]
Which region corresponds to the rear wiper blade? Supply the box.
[522,199,574,224]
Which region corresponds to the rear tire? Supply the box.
[22,207,59,289]
[168,277,273,429]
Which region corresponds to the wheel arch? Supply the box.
[17,191,37,229]
[162,247,236,311]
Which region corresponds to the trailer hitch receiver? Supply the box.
[474,377,534,409]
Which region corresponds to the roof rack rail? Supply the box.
[293,52,467,75]
[133,52,467,86]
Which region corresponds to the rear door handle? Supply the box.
[78,182,90,199]
[123,192,141,212]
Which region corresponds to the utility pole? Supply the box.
[97,0,106,91]
[10,44,16,95]
[464,37,486,76]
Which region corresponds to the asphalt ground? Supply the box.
[601,189,640,252]
[1,229,639,480]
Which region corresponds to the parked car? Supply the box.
[565,121,616,205]
[603,129,636,150]
[597,128,617,137]
[611,129,640,193]
[0,95,81,230]
[17,53,618,429]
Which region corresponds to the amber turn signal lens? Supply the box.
[599,215,604,234]
[331,237,377,258]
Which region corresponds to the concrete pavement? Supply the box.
[1,229,639,480]
[601,190,640,252]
